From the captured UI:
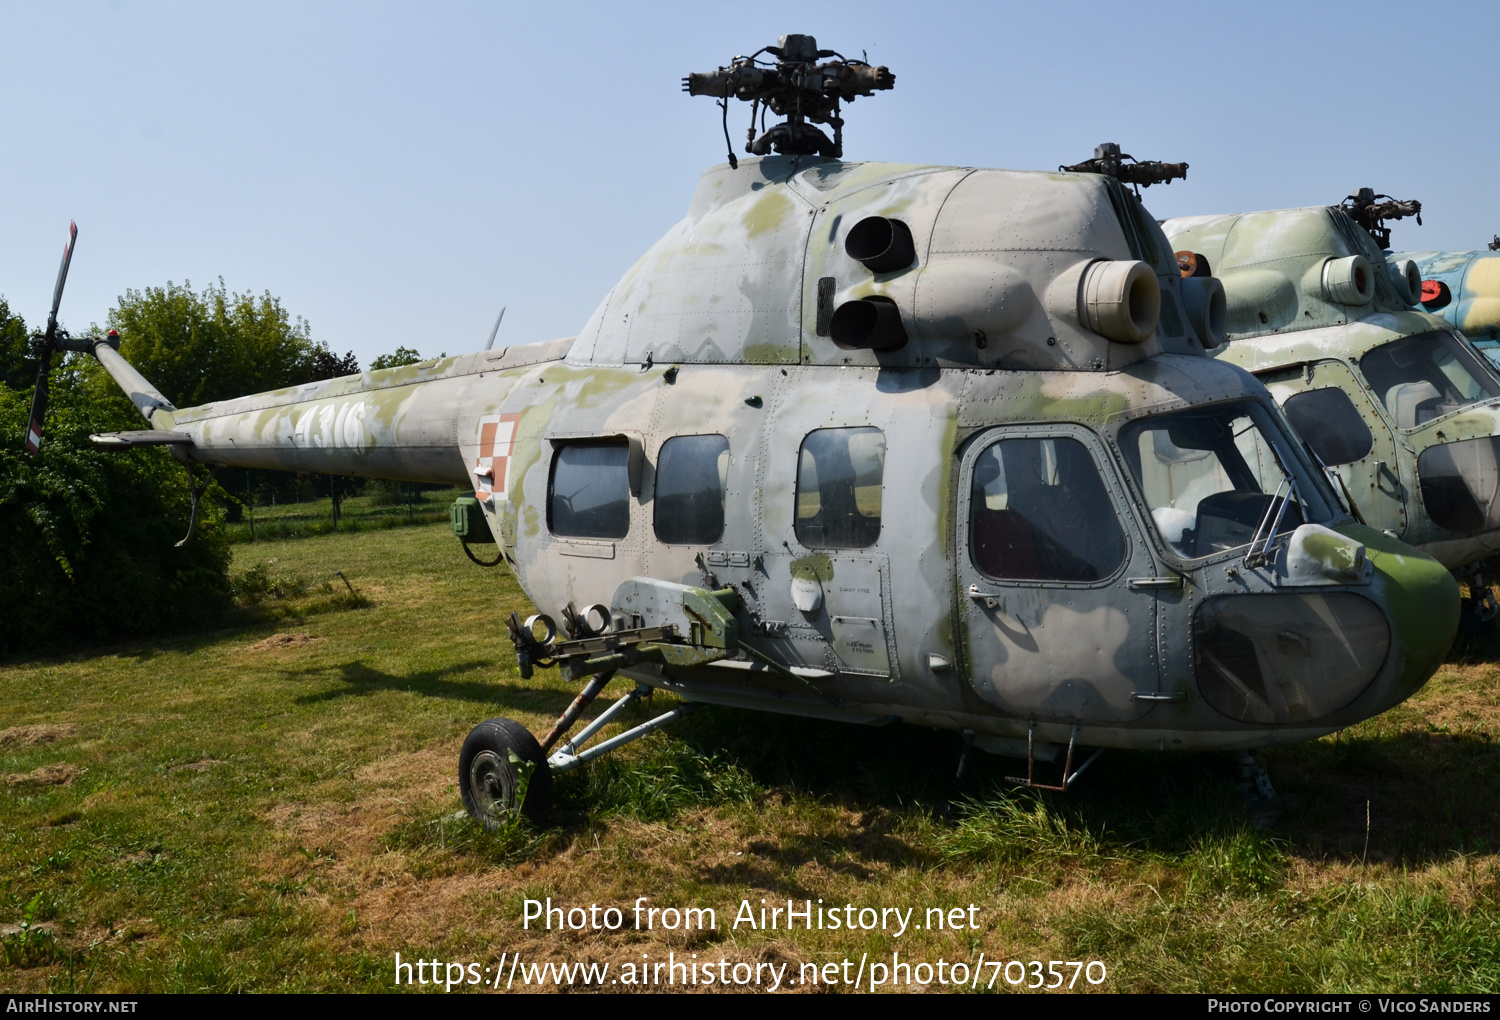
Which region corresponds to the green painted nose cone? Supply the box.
[1338,523,1459,697]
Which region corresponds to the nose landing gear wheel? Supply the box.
[459,718,554,828]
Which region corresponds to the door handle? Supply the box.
[1127,576,1183,591]
[967,584,1003,610]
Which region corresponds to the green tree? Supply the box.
[90,278,358,411]
[369,346,425,370]
[0,297,36,391]
[0,309,232,656]
[308,346,361,381]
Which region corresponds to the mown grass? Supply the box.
[0,522,1497,992]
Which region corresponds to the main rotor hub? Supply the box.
[1339,187,1422,249]
[1061,142,1189,194]
[683,33,894,162]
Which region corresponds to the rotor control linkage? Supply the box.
[684,33,894,160]
[1339,187,1422,249]
[1061,142,1188,192]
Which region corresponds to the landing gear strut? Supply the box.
[1233,751,1280,828]
[458,593,733,829]
[1460,568,1498,640]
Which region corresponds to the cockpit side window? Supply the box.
[796,427,885,549]
[549,441,631,539]
[1282,388,1374,466]
[654,434,730,545]
[1119,401,1333,560]
[969,437,1126,582]
[1358,331,1500,429]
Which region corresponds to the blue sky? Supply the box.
[3,0,1496,367]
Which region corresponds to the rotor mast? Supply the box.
[683,34,894,164]
[1339,187,1422,249]
[1061,142,1188,195]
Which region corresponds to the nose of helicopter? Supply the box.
[1338,523,1459,707]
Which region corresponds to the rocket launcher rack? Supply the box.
[506,614,682,682]
[504,582,745,683]
[506,582,747,766]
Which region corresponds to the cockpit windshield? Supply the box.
[1357,330,1500,429]
[1118,401,1334,560]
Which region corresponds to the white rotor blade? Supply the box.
[485,307,506,350]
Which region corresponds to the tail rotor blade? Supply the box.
[484,306,505,351]
[24,360,50,455]
[26,221,77,454]
[46,221,78,340]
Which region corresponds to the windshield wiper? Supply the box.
[1245,478,1298,568]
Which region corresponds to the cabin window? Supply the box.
[1418,436,1500,535]
[1119,401,1334,560]
[549,441,630,539]
[969,437,1126,582]
[654,434,730,545]
[1282,388,1374,466]
[1357,330,1500,429]
[795,427,885,549]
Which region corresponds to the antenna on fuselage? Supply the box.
[484,307,505,351]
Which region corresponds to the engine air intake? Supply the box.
[1079,260,1160,343]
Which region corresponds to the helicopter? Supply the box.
[25,35,1459,830]
[1392,242,1500,365]
[1160,192,1500,623]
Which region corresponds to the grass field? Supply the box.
[1,522,1497,993]
[222,486,466,543]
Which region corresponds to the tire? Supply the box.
[458,718,554,828]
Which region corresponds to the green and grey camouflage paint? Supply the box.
[91,158,1456,755]
[1166,207,1500,573]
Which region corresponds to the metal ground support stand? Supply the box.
[1233,751,1281,828]
[1005,723,1103,792]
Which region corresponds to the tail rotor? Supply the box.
[24,221,79,455]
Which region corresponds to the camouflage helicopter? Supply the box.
[26,36,1459,829]
[1160,189,1500,623]
[1394,237,1500,365]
